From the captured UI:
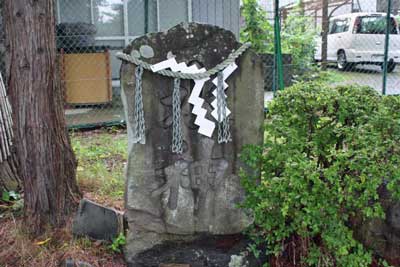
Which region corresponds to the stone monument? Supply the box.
[119,23,264,264]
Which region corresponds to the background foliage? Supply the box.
[240,0,317,76]
[241,83,400,266]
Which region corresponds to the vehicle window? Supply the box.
[330,19,350,34]
[355,16,398,34]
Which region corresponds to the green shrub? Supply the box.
[240,0,317,77]
[240,0,273,54]
[241,83,400,266]
[281,8,318,76]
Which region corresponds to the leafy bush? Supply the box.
[281,8,317,75]
[241,83,400,266]
[240,0,317,77]
[240,0,273,54]
[109,232,126,253]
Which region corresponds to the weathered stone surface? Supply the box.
[72,198,122,240]
[121,24,264,261]
[120,23,264,261]
[127,235,266,267]
[229,255,248,267]
[387,202,400,232]
[354,187,400,265]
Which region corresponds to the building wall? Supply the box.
[159,0,189,30]
[260,0,399,29]
[310,0,400,27]
[376,0,400,14]
[259,0,294,21]
[192,0,240,38]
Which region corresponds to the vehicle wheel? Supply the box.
[337,51,351,71]
[387,62,396,73]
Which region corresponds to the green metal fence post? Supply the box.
[382,0,392,95]
[274,0,284,91]
[144,0,149,33]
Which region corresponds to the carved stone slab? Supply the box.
[120,23,264,262]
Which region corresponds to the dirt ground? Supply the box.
[0,216,126,267]
[0,128,128,267]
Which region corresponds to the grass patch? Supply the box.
[0,127,128,267]
[70,127,127,209]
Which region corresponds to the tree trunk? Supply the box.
[0,0,6,76]
[0,2,21,192]
[0,153,21,192]
[321,0,329,70]
[4,0,81,235]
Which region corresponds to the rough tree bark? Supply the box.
[0,159,20,191]
[0,1,21,192]
[0,0,5,76]
[4,0,81,235]
[0,75,20,192]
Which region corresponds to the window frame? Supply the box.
[329,18,350,35]
[57,0,193,46]
[355,15,399,35]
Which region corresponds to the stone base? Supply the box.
[124,227,198,262]
[125,234,267,267]
[72,199,123,240]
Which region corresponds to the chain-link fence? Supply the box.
[54,0,240,129]
[1,1,399,128]
[2,0,241,129]
[57,0,150,128]
[259,0,400,98]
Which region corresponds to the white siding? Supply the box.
[192,0,240,38]
[158,0,189,31]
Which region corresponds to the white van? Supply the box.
[315,13,400,72]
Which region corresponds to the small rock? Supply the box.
[63,258,75,267]
[139,45,155,58]
[72,198,122,240]
[229,255,248,267]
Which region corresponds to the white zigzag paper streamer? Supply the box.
[188,78,215,137]
[151,58,216,137]
[151,57,203,73]
[210,63,238,122]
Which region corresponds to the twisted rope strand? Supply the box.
[116,43,251,80]
[172,78,183,154]
[133,65,146,144]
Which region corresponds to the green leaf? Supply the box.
[240,82,398,266]
[2,191,10,202]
